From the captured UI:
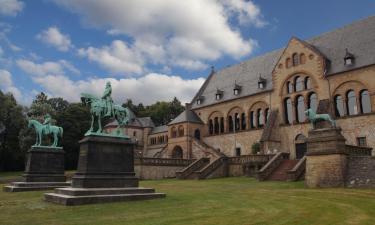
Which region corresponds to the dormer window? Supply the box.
[196,96,204,105]
[233,83,242,96]
[215,89,223,100]
[344,48,355,66]
[258,75,267,89]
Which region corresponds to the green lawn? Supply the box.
[1,177,375,225]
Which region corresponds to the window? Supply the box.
[296,95,306,123]
[284,98,293,124]
[234,89,239,96]
[346,90,358,115]
[292,53,299,66]
[360,89,371,114]
[287,81,293,94]
[335,95,345,117]
[171,127,177,138]
[308,92,318,112]
[294,76,304,92]
[286,58,292,68]
[300,53,306,64]
[235,113,240,131]
[228,116,234,132]
[178,126,184,137]
[357,137,367,147]
[209,119,214,135]
[250,111,255,128]
[235,147,241,157]
[220,117,224,133]
[216,93,222,100]
[265,108,270,124]
[257,109,264,127]
[133,131,136,137]
[241,113,246,130]
[214,117,219,134]
[305,77,312,90]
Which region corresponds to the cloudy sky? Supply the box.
[1,0,375,105]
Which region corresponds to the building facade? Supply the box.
[110,16,375,160]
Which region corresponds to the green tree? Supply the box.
[0,91,26,171]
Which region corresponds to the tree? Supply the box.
[0,91,26,171]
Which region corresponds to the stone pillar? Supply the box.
[305,127,347,188]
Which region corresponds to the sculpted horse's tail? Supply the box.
[59,127,63,138]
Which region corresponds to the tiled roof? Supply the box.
[151,125,168,134]
[168,109,203,125]
[191,15,375,109]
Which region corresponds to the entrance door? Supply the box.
[295,134,307,159]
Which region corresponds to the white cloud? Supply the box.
[17,59,204,104]
[52,0,264,72]
[78,40,143,75]
[16,59,80,76]
[0,0,24,17]
[0,69,22,101]
[36,27,73,52]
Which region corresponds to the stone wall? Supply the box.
[346,156,375,188]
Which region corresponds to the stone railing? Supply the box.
[227,154,274,165]
[345,145,372,156]
[176,157,210,179]
[194,157,227,179]
[287,156,306,181]
[192,138,226,158]
[256,152,289,181]
[135,157,193,167]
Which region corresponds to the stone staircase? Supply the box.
[268,159,299,181]
[176,158,210,179]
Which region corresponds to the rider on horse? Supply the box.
[102,82,114,117]
[43,114,52,134]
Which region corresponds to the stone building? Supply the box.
[109,16,375,162]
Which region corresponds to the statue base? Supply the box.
[44,135,165,205]
[305,127,347,188]
[3,147,70,192]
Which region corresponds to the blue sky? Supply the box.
[0,0,375,105]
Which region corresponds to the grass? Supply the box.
[2,177,375,225]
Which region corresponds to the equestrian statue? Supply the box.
[304,108,336,129]
[81,81,133,137]
[28,114,63,147]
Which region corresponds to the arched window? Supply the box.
[220,117,224,133]
[250,111,255,128]
[265,108,270,124]
[214,117,219,134]
[300,53,306,64]
[172,146,183,159]
[235,113,240,131]
[257,109,264,127]
[360,89,371,114]
[296,95,306,123]
[286,58,292,68]
[305,77,312,90]
[294,76,304,92]
[346,90,358,115]
[292,53,299,66]
[241,113,246,130]
[308,92,318,112]
[286,81,293,94]
[335,95,345,117]
[209,119,213,135]
[194,129,201,140]
[171,127,177,138]
[228,116,233,132]
[178,126,184,137]
[284,98,293,124]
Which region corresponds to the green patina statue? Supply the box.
[81,81,132,137]
[28,114,63,148]
[305,108,336,129]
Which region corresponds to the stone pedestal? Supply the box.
[305,127,347,188]
[44,135,165,206]
[3,147,70,192]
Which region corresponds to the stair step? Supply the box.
[268,160,299,181]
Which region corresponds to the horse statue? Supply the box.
[80,82,133,136]
[28,119,63,147]
[304,108,336,129]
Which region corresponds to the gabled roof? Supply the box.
[168,109,203,125]
[191,15,375,109]
[104,116,155,128]
[151,125,168,134]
